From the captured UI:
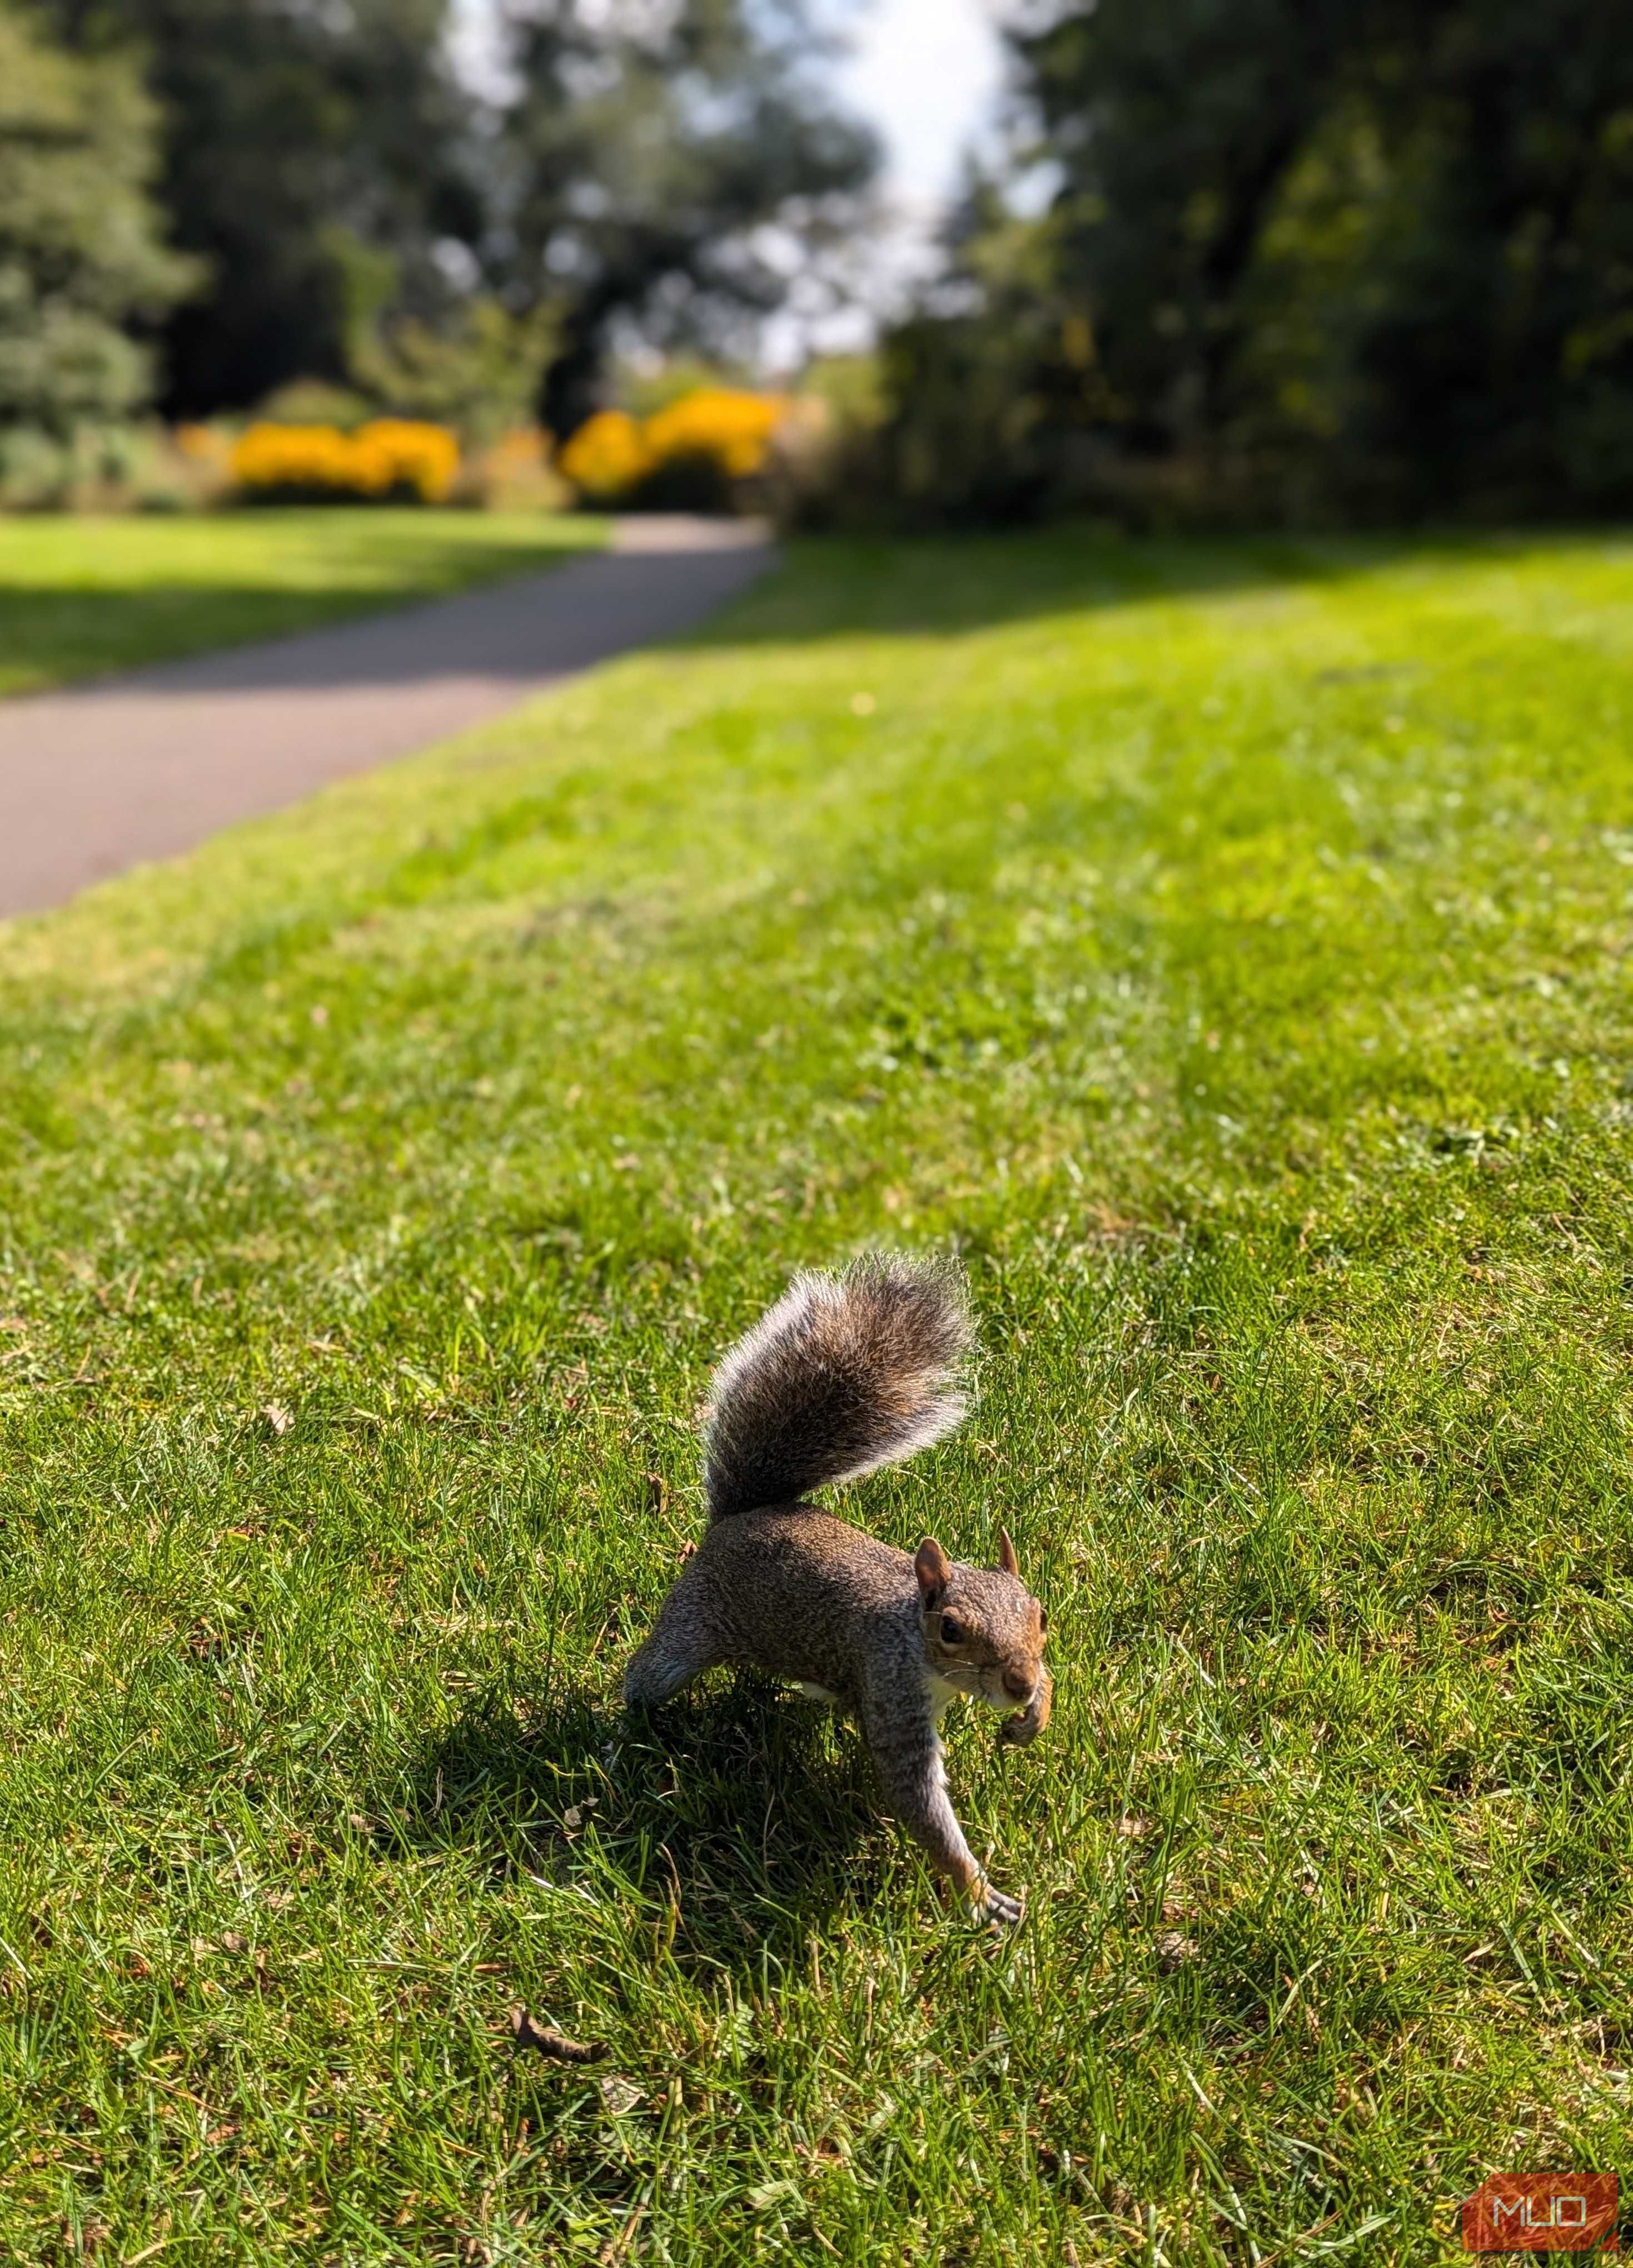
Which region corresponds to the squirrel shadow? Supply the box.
[401,1675,903,1967]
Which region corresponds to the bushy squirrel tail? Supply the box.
[703,1254,972,1521]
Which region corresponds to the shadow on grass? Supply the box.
[668,521,1603,656]
[669,526,1363,653]
[402,1677,897,1966]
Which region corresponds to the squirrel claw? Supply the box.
[974,1883,1024,1927]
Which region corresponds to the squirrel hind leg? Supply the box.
[623,1586,722,1706]
[623,1630,718,1705]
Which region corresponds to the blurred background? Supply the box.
[3,0,1631,525]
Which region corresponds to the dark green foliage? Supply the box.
[845,0,1633,525]
[1353,0,1633,510]
[493,0,880,434]
[1225,0,1633,513]
[1018,0,1353,460]
[41,0,482,416]
[790,182,1117,530]
[0,1,195,436]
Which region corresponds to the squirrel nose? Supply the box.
[1003,1669,1034,1702]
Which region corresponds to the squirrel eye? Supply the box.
[939,1613,963,1645]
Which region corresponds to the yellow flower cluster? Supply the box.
[644,389,785,479]
[232,419,460,503]
[557,389,787,501]
[555,410,651,501]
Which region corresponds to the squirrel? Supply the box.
[623,1254,1052,1924]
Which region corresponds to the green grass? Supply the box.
[2,528,1631,2264]
[0,509,605,695]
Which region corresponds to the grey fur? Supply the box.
[624,1256,1052,1924]
[703,1253,972,1521]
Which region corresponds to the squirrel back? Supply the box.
[702,1253,972,1520]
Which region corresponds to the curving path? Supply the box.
[0,515,774,920]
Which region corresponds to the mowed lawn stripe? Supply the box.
[0,508,605,696]
[0,530,1630,2264]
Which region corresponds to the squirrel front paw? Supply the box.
[973,1880,1024,1927]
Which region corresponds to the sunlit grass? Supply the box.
[1,528,1630,2262]
[0,508,604,694]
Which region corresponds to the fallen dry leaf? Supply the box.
[1155,1929,1198,1969]
[510,2006,608,2063]
[262,1403,292,1435]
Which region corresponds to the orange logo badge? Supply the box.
[1462,2174,1618,2253]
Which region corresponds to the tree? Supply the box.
[1320,0,1633,508]
[800,172,1119,529]
[1009,0,1633,513]
[42,0,482,416]
[489,0,881,436]
[1012,0,1357,460]
[0,1,195,436]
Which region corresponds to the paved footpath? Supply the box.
[0,515,773,919]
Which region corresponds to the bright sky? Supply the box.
[451,0,1009,216]
[838,0,1008,212]
[447,0,1010,357]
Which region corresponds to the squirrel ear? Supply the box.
[997,1528,1020,1578]
[914,1537,952,1601]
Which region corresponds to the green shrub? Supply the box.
[0,5,196,443]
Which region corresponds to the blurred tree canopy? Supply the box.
[27,0,878,435]
[0,1,195,436]
[21,0,1629,524]
[491,0,880,436]
[39,0,480,417]
[857,0,1633,523]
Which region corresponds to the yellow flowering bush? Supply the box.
[556,389,789,505]
[232,419,460,503]
[364,419,460,500]
[555,409,653,502]
[641,389,785,479]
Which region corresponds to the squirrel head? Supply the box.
[914,1532,1048,1718]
